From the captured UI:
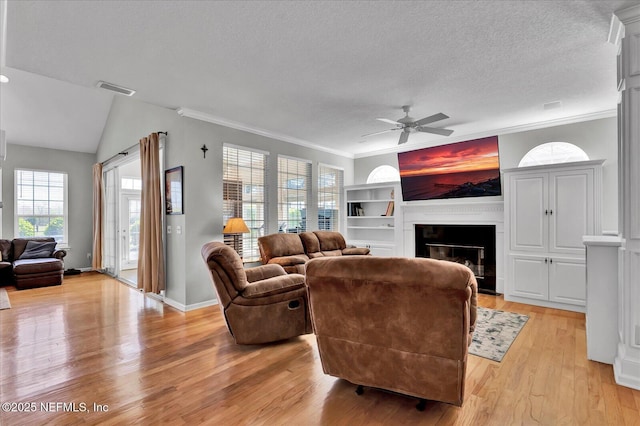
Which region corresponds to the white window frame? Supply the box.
[277,155,311,234]
[14,168,69,245]
[318,163,344,232]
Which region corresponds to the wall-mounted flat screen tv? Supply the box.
[398,136,501,201]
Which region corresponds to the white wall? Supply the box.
[355,117,618,232]
[1,144,96,269]
[97,96,354,309]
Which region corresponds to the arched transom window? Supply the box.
[366,165,400,183]
[518,142,589,167]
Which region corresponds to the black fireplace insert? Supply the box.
[415,224,498,295]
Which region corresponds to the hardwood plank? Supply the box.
[1,274,639,425]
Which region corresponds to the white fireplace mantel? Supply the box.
[401,198,505,293]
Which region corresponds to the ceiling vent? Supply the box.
[96,81,136,96]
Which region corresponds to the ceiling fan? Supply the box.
[362,105,454,144]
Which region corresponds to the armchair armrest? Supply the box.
[242,273,305,298]
[53,250,67,260]
[245,264,286,283]
[267,254,308,267]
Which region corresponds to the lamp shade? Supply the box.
[223,217,250,234]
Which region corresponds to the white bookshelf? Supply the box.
[344,183,402,256]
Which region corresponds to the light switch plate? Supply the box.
[167,225,172,234]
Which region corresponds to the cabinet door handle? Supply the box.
[549,258,553,264]
[549,209,553,215]
[545,258,548,263]
[544,210,548,215]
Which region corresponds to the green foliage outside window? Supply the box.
[44,217,64,237]
[18,218,35,237]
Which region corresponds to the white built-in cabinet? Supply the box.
[344,183,402,256]
[504,160,603,312]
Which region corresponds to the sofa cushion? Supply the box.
[299,232,321,254]
[0,239,11,261]
[342,247,371,255]
[19,241,57,259]
[13,258,64,274]
[258,233,306,259]
[12,238,56,259]
[314,231,347,251]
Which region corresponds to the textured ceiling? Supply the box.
[1,0,638,157]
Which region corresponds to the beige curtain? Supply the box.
[92,163,103,270]
[137,133,166,293]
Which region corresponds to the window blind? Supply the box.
[223,145,267,262]
[318,164,344,232]
[277,156,311,234]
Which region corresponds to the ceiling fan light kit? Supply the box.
[364,105,454,145]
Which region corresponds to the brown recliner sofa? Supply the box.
[305,256,478,407]
[258,230,370,274]
[201,241,312,344]
[0,237,67,290]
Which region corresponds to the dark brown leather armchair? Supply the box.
[201,241,312,344]
[0,237,66,289]
[306,256,478,407]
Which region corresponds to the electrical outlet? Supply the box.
[167,225,172,234]
[86,253,91,259]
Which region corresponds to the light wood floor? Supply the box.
[1,273,639,425]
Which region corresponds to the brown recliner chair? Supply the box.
[201,241,312,344]
[305,256,477,407]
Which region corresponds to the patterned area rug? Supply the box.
[469,307,528,362]
[0,288,11,310]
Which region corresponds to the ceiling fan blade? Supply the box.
[398,132,410,145]
[417,126,454,136]
[414,113,449,127]
[377,118,402,125]
[361,128,396,138]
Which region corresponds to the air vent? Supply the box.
[96,81,136,96]
[543,101,562,110]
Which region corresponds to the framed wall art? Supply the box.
[165,166,183,215]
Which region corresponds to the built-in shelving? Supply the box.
[344,183,402,257]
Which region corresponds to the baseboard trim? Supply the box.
[614,346,640,390]
[163,297,218,312]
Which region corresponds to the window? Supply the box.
[121,177,142,190]
[15,169,68,244]
[518,142,589,167]
[223,145,267,262]
[278,156,311,234]
[366,165,400,183]
[318,164,343,231]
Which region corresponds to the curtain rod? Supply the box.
[101,131,167,165]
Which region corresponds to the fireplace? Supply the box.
[415,224,497,294]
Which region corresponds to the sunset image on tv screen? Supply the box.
[397,136,501,201]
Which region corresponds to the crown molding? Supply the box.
[615,4,640,25]
[176,107,354,159]
[354,109,617,159]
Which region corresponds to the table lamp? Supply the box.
[223,217,250,257]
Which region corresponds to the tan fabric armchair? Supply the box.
[305,256,478,407]
[201,241,312,344]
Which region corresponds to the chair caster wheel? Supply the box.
[355,385,364,395]
[416,399,427,411]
